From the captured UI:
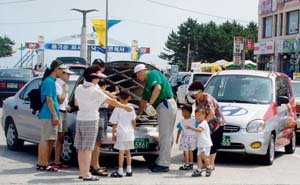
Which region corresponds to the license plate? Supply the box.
[134,138,149,149]
[7,83,17,88]
[221,135,231,146]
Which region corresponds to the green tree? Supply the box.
[160,19,258,70]
[0,36,15,58]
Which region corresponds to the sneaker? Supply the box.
[205,168,211,177]
[179,164,189,170]
[191,170,201,177]
[188,164,193,170]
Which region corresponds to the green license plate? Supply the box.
[221,135,231,146]
[7,83,17,88]
[134,138,150,149]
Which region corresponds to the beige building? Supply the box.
[256,0,300,78]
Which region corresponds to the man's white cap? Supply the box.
[134,64,147,73]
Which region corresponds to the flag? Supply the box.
[92,19,121,47]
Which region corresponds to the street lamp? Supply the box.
[71,8,98,61]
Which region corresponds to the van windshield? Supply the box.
[205,75,273,104]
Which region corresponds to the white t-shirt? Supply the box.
[177,118,196,136]
[109,104,136,142]
[196,120,213,148]
[75,83,108,121]
[56,78,68,111]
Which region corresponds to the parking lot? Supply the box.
[1,109,300,184]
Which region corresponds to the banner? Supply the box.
[92,19,121,47]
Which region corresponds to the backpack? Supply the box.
[28,86,46,114]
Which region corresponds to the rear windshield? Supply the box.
[194,74,211,85]
[205,75,273,104]
[0,69,33,78]
[292,82,300,97]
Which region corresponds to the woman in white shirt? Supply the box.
[74,66,132,181]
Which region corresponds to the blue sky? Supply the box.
[0,0,259,69]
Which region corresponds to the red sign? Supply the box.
[139,47,150,54]
[246,39,254,50]
[25,42,40,49]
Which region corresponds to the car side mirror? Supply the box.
[277,96,289,106]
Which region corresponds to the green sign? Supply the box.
[283,38,300,53]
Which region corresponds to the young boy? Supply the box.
[175,104,196,170]
[185,108,212,177]
[109,90,136,178]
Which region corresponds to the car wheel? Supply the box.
[285,130,296,154]
[61,133,76,164]
[143,154,159,164]
[5,119,24,150]
[261,133,275,165]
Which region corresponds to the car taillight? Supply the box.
[18,83,24,89]
[296,105,300,113]
[0,82,6,88]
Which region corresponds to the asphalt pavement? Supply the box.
[1,109,300,184]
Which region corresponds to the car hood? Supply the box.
[69,61,159,124]
[103,61,158,102]
[219,102,270,128]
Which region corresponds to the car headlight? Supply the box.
[246,119,265,133]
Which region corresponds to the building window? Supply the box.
[280,13,283,36]
[286,10,299,35]
[275,15,278,36]
[263,16,273,38]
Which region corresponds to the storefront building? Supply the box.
[256,0,300,79]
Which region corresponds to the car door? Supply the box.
[176,74,191,104]
[16,78,42,142]
[275,77,291,146]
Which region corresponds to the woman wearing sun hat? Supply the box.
[74,65,133,181]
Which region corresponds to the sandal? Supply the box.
[90,167,108,176]
[52,163,69,169]
[126,172,133,177]
[205,168,211,177]
[111,171,123,178]
[36,165,58,172]
[179,164,190,170]
[83,175,99,181]
[191,170,202,177]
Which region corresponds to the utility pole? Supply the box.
[186,43,190,72]
[71,8,98,61]
[105,0,109,62]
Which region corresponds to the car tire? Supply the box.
[143,154,159,164]
[61,133,76,164]
[5,119,24,150]
[285,130,296,154]
[261,133,275,165]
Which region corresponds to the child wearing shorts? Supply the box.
[175,104,196,170]
[185,107,212,177]
[109,90,136,177]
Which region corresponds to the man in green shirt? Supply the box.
[134,64,177,173]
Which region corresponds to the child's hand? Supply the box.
[112,135,116,142]
[185,125,191,129]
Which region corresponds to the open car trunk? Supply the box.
[70,61,159,125]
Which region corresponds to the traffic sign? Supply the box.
[25,42,40,49]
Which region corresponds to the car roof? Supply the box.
[214,70,287,78]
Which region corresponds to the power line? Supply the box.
[145,0,257,24]
[0,14,173,29]
[0,0,38,5]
